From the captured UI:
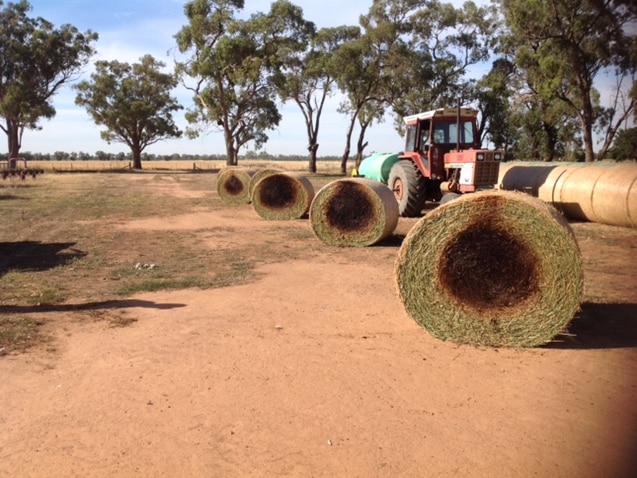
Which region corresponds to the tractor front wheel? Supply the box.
[388,160,427,217]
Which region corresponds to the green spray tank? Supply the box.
[356,152,400,183]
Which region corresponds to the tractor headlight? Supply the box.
[477,153,485,161]
[494,152,502,161]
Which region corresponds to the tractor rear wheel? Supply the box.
[388,160,427,217]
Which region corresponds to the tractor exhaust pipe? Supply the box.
[456,98,461,151]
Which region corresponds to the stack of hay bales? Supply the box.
[251,172,314,220]
[498,161,637,228]
[395,190,583,347]
[310,178,399,246]
[216,167,255,204]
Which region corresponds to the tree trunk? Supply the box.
[541,122,556,162]
[308,142,318,173]
[225,129,237,166]
[131,143,143,169]
[581,91,596,162]
[355,123,369,168]
[340,115,357,174]
[6,119,21,158]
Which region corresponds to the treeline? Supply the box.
[1,0,636,171]
[11,151,343,163]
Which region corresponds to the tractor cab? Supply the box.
[402,107,481,182]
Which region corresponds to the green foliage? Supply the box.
[176,0,313,166]
[0,0,98,156]
[74,55,183,169]
[611,127,637,160]
[499,0,637,161]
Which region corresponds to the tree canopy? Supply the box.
[175,0,314,166]
[0,0,98,157]
[74,55,183,169]
[499,0,637,161]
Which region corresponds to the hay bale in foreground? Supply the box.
[249,168,282,200]
[216,167,255,204]
[310,178,399,246]
[395,190,583,347]
[252,172,314,220]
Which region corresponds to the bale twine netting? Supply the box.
[249,168,283,200]
[310,178,399,246]
[252,172,315,220]
[216,167,255,204]
[395,190,583,347]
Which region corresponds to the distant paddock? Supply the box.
[26,160,346,174]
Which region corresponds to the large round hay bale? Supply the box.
[310,178,399,246]
[252,172,314,220]
[498,164,560,196]
[589,164,637,228]
[216,167,255,204]
[537,164,577,203]
[395,190,583,347]
[249,168,282,200]
[557,165,607,222]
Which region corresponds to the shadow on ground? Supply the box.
[0,299,186,314]
[0,241,87,276]
[546,302,637,350]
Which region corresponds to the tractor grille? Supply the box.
[474,160,500,186]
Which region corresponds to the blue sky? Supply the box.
[13,1,629,158]
[18,0,405,158]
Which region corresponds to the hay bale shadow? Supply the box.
[545,302,637,349]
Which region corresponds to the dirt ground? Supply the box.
[1,173,637,477]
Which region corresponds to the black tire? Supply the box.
[388,160,427,217]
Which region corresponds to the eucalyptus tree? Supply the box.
[333,0,416,173]
[0,0,97,157]
[499,0,637,162]
[74,55,183,170]
[175,0,314,165]
[391,0,498,117]
[273,25,359,173]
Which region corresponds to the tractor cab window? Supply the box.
[404,124,417,152]
[419,120,431,151]
[432,120,475,144]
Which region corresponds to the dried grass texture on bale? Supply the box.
[216,167,255,204]
[310,178,399,246]
[252,172,314,220]
[395,190,583,347]
[249,168,282,200]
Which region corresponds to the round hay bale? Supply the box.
[498,164,560,196]
[310,178,399,246]
[252,172,314,220]
[395,190,583,347]
[216,167,255,204]
[557,165,607,222]
[589,164,637,228]
[249,168,282,200]
[537,164,577,204]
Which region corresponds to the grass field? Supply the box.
[27,159,346,174]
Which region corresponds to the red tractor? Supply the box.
[387,107,502,216]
